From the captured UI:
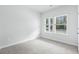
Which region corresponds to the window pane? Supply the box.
[46,25,49,31]
[50,25,53,31]
[56,16,67,24]
[46,25,49,28]
[46,28,49,31]
[46,18,48,24]
[50,18,53,24]
[56,25,66,33]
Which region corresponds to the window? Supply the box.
[45,15,67,34]
[45,18,53,32]
[56,16,67,33]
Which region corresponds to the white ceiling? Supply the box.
[26,5,59,13]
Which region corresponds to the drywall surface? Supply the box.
[40,6,78,46]
[78,6,79,52]
[0,6,40,48]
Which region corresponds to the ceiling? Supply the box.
[26,5,59,13]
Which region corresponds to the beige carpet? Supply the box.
[0,38,78,54]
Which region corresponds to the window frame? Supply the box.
[55,15,67,34]
[45,14,68,34]
[45,17,54,33]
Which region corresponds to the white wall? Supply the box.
[0,6,40,48]
[78,6,79,51]
[40,6,78,46]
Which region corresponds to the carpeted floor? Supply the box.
[0,38,78,54]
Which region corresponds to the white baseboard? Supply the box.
[40,37,77,47]
[0,30,40,49]
[0,38,35,49]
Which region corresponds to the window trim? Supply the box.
[44,14,68,35]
